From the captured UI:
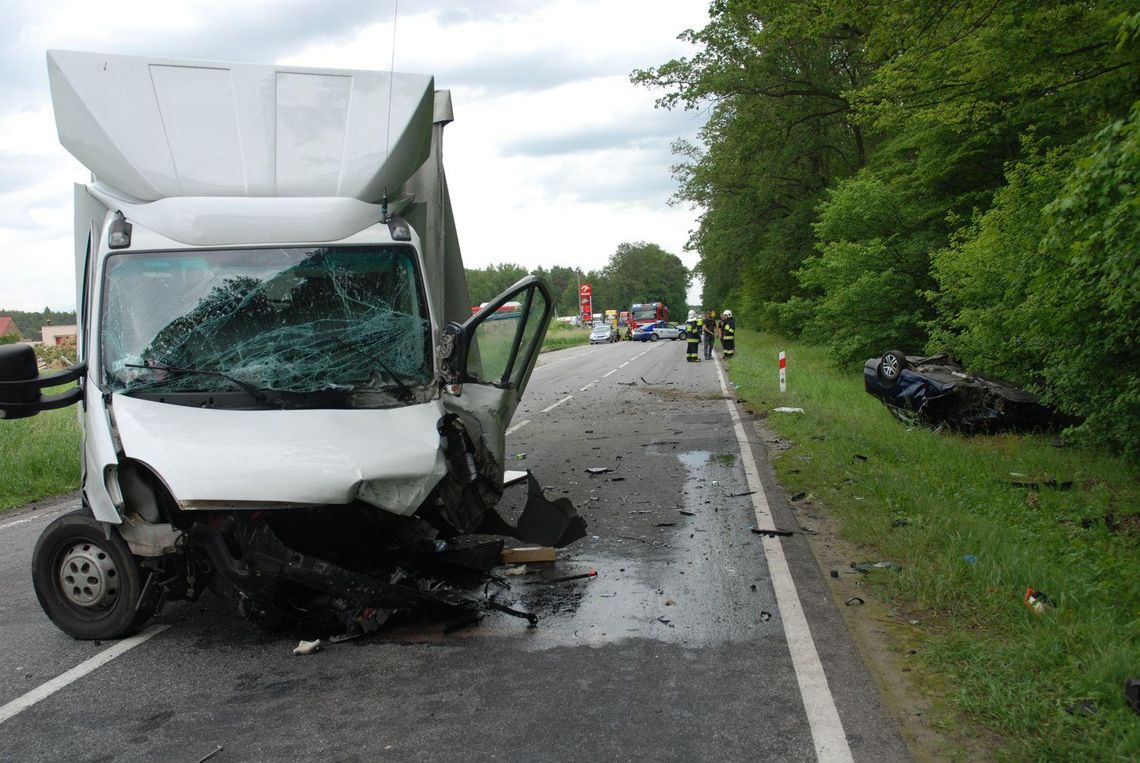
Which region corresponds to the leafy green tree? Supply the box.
[597,242,690,318]
[465,263,529,305]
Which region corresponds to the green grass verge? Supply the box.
[541,322,592,352]
[0,403,81,512]
[728,329,1139,760]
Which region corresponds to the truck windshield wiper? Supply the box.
[124,362,274,405]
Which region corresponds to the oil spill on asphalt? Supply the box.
[373,449,780,650]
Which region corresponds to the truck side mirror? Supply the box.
[0,344,86,420]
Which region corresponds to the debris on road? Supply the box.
[679,510,696,517]
[503,565,530,576]
[751,527,794,537]
[292,639,322,656]
[503,469,528,487]
[501,546,556,564]
[760,611,772,621]
[530,569,598,586]
[962,554,978,564]
[196,746,225,763]
[774,407,804,414]
[586,467,612,475]
[845,597,865,606]
[790,492,806,501]
[852,558,902,570]
[654,522,677,528]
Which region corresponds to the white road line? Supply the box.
[506,419,530,435]
[602,369,617,378]
[0,625,170,726]
[540,395,573,414]
[532,348,597,373]
[714,361,853,763]
[579,382,595,391]
[619,362,630,368]
[0,508,69,533]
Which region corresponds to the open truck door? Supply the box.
[438,276,552,491]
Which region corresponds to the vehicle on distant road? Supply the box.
[629,301,668,331]
[632,320,685,342]
[590,323,618,344]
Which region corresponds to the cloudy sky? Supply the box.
[0,0,711,311]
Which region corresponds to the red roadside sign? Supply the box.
[579,283,593,321]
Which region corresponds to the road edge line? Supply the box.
[714,360,853,762]
[0,624,170,725]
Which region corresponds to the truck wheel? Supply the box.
[32,510,155,639]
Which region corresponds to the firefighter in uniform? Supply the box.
[720,309,735,359]
[685,310,701,362]
[720,307,738,358]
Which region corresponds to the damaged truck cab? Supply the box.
[0,51,561,639]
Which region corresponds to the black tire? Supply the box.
[877,349,908,389]
[32,510,155,639]
[649,333,659,342]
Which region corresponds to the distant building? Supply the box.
[41,324,78,346]
[0,316,21,340]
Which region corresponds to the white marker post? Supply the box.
[779,351,787,392]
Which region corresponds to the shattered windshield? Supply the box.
[101,246,432,403]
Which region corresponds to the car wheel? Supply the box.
[649,333,659,342]
[877,349,908,389]
[32,510,155,639]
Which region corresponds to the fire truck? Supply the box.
[629,302,669,331]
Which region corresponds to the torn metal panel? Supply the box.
[112,394,448,513]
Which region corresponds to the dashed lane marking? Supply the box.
[579,382,596,391]
[540,395,573,414]
[602,369,616,378]
[0,625,170,726]
[506,419,531,435]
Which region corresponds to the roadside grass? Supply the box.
[541,322,591,352]
[728,329,1140,761]
[0,403,81,512]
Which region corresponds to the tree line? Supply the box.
[466,242,691,320]
[634,1,1139,455]
[0,308,77,342]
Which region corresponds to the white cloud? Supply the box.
[0,0,709,311]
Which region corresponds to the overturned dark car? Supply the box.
[864,350,1075,432]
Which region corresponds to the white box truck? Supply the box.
[0,51,579,639]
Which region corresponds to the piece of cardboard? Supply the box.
[501,546,556,564]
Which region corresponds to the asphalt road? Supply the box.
[0,339,909,762]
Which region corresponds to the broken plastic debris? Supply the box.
[845,597,865,606]
[962,554,977,564]
[513,453,527,460]
[773,407,804,414]
[1125,678,1140,715]
[1024,587,1050,614]
[503,565,529,576]
[760,611,772,621]
[292,639,322,656]
[503,469,528,487]
[586,467,611,475]
[851,561,902,572]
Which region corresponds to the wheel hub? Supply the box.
[882,356,900,379]
[58,541,120,609]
